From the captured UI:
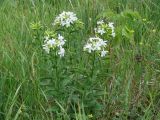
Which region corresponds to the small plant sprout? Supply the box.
[84,37,108,57]
[30,21,44,44]
[30,21,43,30]
[53,11,77,27]
[42,31,66,57]
[94,20,116,38]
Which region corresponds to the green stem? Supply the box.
[55,49,59,89]
[50,49,59,89]
[91,52,96,79]
[67,31,72,64]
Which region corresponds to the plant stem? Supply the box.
[50,49,59,89]
[91,52,96,79]
[55,49,59,89]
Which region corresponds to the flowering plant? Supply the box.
[94,20,115,38]
[53,11,83,29]
[84,37,108,57]
[42,30,66,57]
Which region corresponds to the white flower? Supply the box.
[97,20,104,25]
[101,50,108,57]
[97,28,106,35]
[43,34,66,57]
[53,11,78,28]
[58,47,65,57]
[57,34,66,46]
[84,43,92,53]
[46,39,56,48]
[108,22,115,37]
[58,34,64,41]
[95,20,106,35]
[111,32,115,37]
[98,39,107,47]
[93,42,101,51]
[108,22,114,29]
[84,37,108,57]
[57,39,65,47]
[95,20,116,37]
[43,45,50,54]
[93,38,107,50]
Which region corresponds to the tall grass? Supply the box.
[0,0,160,119]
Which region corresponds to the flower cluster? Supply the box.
[53,11,78,28]
[84,37,108,57]
[43,34,66,57]
[83,20,116,57]
[94,20,115,38]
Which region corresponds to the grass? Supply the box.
[0,0,160,119]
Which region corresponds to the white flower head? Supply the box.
[97,20,104,25]
[58,47,65,57]
[43,44,50,54]
[95,20,116,37]
[57,34,66,46]
[108,22,114,28]
[108,22,115,37]
[46,39,56,48]
[101,50,108,57]
[84,37,108,57]
[53,11,78,28]
[97,28,106,35]
[111,32,115,37]
[58,34,64,41]
[43,34,66,57]
[84,43,92,53]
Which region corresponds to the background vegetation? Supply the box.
[0,0,160,119]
